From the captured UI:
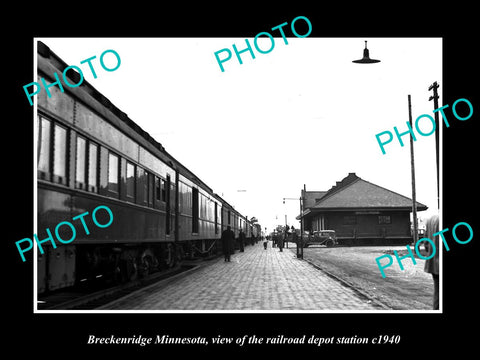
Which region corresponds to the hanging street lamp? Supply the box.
[353,40,381,64]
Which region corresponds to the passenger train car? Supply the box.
[36,41,260,294]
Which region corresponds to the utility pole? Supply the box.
[284,194,304,259]
[300,184,305,259]
[408,95,418,245]
[284,214,288,248]
[428,81,440,209]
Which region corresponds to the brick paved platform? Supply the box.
[100,242,381,311]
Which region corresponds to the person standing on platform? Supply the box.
[278,233,284,252]
[423,214,440,310]
[238,229,246,252]
[292,228,298,250]
[263,236,268,250]
[221,225,235,262]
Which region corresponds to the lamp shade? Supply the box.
[353,41,380,64]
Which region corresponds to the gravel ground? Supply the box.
[287,243,436,310]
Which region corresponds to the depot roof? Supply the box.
[298,173,428,218]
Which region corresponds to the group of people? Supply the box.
[269,228,299,252]
[220,226,258,262]
[267,235,286,252]
[221,225,290,262]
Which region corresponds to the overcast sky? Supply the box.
[37,37,442,233]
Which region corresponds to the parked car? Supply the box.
[303,230,338,247]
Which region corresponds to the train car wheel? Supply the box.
[207,240,218,257]
[125,256,138,282]
[163,243,175,268]
[175,243,185,262]
[118,249,138,282]
[139,248,159,278]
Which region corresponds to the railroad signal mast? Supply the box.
[428,81,440,209]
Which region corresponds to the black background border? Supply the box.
[6,4,478,356]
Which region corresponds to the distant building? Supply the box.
[297,173,427,245]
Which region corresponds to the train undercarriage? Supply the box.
[38,238,221,294]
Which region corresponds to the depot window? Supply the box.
[378,215,391,224]
[343,215,356,225]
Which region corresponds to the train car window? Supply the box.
[155,176,161,204]
[53,123,68,185]
[221,206,225,228]
[137,167,147,206]
[75,136,87,189]
[108,152,119,195]
[126,162,135,201]
[198,194,203,219]
[165,175,171,235]
[203,196,208,220]
[148,172,154,207]
[37,116,51,178]
[176,182,182,213]
[160,178,166,202]
[87,142,98,193]
[215,202,219,234]
[192,187,199,233]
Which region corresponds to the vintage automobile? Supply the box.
[303,230,338,247]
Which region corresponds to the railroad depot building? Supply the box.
[298,173,427,245]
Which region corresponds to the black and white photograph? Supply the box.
[32,37,442,313]
[7,5,478,356]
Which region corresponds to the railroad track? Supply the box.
[38,263,200,310]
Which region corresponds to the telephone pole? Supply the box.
[408,95,418,245]
[428,81,440,209]
[283,194,304,259]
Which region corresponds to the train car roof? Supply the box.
[37,41,216,195]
